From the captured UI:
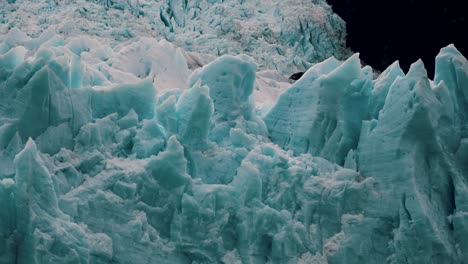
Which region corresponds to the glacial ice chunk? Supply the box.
[264,54,371,165]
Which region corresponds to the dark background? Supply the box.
[326,0,467,78]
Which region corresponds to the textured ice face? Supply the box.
[0,0,350,74]
[0,31,359,263]
[1,26,468,263]
[264,45,468,263]
[2,0,468,261]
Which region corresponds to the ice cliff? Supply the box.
[1,1,468,264]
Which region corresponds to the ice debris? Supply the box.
[0,28,468,264]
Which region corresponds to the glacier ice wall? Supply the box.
[265,45,468,263]
[0,27,467,263]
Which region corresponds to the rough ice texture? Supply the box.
[1,27,467,263]
[264,45,468,263]
[1,10,468,264]
[0,0,350,74]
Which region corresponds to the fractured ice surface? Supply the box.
[0,0,350,74]
[0,29,467,263]
[265,45,468,263]
[0,18,468,264]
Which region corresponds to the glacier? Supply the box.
[1,1,468,264]
[0,0,350,74]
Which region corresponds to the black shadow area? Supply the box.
[327,0,467,77]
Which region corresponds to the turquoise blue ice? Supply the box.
[1,1,468,263]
